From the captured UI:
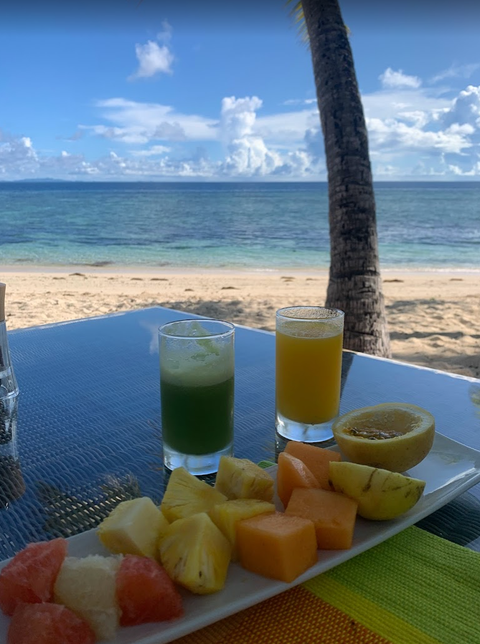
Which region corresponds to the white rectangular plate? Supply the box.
[1,432,480,644]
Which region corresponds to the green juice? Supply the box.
[161,375,234,455]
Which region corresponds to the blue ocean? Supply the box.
[0,182,479,271]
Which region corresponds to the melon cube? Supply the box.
[97,497,169,560]
[236,512,317,583]
[285,487,358,550]
[284,441,341,489]
[276,452,319,508]
[209,498,275,561]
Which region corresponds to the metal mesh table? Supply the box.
[1,306,479,559]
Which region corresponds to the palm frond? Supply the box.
[286,1,350,41]
[286,0,309,43]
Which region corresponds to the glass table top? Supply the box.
[0,306,478,559]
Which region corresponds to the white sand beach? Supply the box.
[2,267,479,379]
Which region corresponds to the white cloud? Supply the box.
[220,96,262,139]
[219,96,282,176]
[396,111,430,128]
[379,68,422,89]
[366,118,472,154]
[362,87,450,121]
[0,135,38,176]
[448,161,480,176]
[254,109,319,147]
[363,82,480,177]
[61,96,320,180]
[131,145,171,157]
[129,41,174,80]
[157,21,172,43]
[216,97,323,178]
[441,85,480,127]
[6,78,480,181]
[129,23,175,81]
[83,98,215,143]
[431,63,480,84]
[283,98,317,106]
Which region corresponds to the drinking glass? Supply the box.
[159,319,235,475]
[275,306,344,443]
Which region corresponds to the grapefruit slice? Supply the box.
[116,554,183,626]
[332,403,435,472]
[7,603,95,644]
[0,538,67,616]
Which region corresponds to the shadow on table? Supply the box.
[36,474,142,539]
[417,492,480,547]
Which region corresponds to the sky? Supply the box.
[1,0,480,182]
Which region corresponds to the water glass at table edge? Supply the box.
[159,319,235,476]
[275,306,344,443]
[0,283,25,507]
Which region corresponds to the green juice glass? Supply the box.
[159,319,235,475]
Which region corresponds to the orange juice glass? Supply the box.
[276,306,344,442]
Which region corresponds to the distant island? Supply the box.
[9,178,70,183]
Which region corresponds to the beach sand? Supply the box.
[2,267,479,379]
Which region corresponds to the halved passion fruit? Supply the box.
[332,403,435,473]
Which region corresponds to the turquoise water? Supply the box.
[0,182,479,271]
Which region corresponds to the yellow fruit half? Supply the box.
[329,461,426,521]
[332,403,435,472]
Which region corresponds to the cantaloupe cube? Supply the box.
[236,512,317,583]
[284,441,341,489]
[285,487,358,550]
[209,499,275,561]
[276,452,319,508]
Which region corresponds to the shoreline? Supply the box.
[1,264,480,276]
[1,267,479,380]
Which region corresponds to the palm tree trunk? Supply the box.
[301,0,391,357]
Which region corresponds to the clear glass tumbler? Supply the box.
[276,306,344,443]
[159,319,235,475]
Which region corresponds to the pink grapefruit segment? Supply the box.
[116,554,183,626]
[0,538,67,616]
[7,603,95,644]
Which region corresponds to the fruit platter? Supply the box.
[1,405,480,644]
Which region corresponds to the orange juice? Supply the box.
[275,306,344,442]
[276,328,343,424]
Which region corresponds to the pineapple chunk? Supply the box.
[159,512,231,594]
[97,497,169,560]
[215,456,274,502]
[209,499,275,561]
[160,467,227,522]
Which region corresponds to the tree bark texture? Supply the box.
[301,0,391,357]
